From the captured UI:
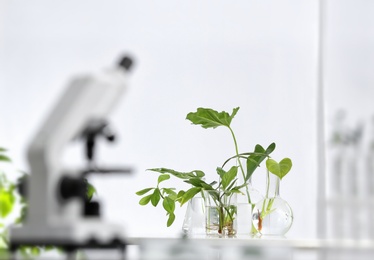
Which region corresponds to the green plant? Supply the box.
[136,107,292,232]
[259,158,292,220]
[0,147,45,259]
[0,147,96,259]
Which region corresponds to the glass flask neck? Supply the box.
[265,170,280,198]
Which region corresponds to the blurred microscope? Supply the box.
[10,55,134,258]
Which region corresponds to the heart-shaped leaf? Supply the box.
[266,158,292,180]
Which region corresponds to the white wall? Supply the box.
[0,0,318,238]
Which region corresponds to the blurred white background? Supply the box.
[4,0,367,240]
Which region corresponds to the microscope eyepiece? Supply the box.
[118,56,133,71]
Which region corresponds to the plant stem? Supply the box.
[265,169,270,198]
[261,169,271,218]
[228,127,252,204]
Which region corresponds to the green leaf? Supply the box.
[86,182,96,201]
[184,177,213,190]
[136,188,154,196]
[0,148,7,152]
[265,143,276,155]
[44,245,55,251]
[194,170,205,178]
[266,158,292,180]
[0,188,15,218]
[0,234,9,249]
[206,190,220,201]
[0,155,11,162]
[180,187,201,206]
[158,174,170,184]
[167,212,175,227]
[219,166,238,190]
[15,206,27,224]
[162,196,175,214]
[139,194,153,205]
[246,144,271,181]
[162,188,176,195]
[31,246,40,255]
[216,167,225,178]
[186,107,240,129]
[151,188,161,206]
[147,168,198,180]
[225,178,237,191]
[163,188,177,200]
[209,181,218,186]
[176,190,185,202]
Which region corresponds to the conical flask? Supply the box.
[182,194,205,236]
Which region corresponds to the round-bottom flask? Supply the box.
[252,171,293,236]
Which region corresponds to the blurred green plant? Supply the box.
[0,147,96,259]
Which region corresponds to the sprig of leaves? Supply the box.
[136,107,293,228]
[136,168,215,226]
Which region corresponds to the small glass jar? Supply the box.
[204,190,237,237]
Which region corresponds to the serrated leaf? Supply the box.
[158,174,170,184]
[266,158,292,180]
[136,188,154,196]
[167,212,175,227]
[151,188,161,206]
[186,107,240,129]
[139,194,153,205]
[180,187,201,206]
[162,196,175,214]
